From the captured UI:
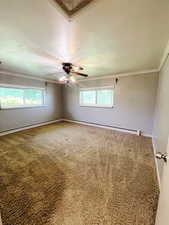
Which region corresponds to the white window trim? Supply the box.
[0,84,46,110]
[79,86,114,108]
[80,104,113,108]
[0,83,45,90]
[80,86,114,91]
[1,105,47,110]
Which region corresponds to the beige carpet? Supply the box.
[0,122,159,225]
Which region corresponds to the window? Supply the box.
[0,86,45,109]
[80,90,96,105]
[80,87,114,107]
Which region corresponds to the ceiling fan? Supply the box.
[60,62,88,84]
[30,48,89,84]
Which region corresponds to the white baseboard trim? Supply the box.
[0,118,153,139]
[142,133,153,138]
[0,213,2,225]
[152,138,161,189]
[0,119,63,136]
[63,119,140,135]
[63,119,153,137]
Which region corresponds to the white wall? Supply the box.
[0,74,63,132]
[153,57,169,178]
[63,72,158,136]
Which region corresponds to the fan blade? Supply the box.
[31,48,63,64]
[72,64,84,70]
[73,72,88,77]
[47,71,65,76]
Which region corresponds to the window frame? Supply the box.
[79,86,114,108]
[0,84,46,110]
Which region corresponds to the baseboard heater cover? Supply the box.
[63,119,142,136]
[0,118,146,137]
[0,119,62,136]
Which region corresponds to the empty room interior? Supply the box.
[0,0,169,225]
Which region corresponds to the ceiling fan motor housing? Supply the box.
[62,62,87,78]
[62,63,73,74]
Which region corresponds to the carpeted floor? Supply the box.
[0,122,159,225]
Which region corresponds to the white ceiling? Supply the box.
[0,0,169,81]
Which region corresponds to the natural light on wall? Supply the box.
[0,86,45,109]
[80,87,114,107]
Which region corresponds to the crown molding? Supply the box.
[0,68,159,85]
[158,40,169,72]
[78,69,159,82]
[0,70,60,84]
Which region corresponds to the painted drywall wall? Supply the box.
[62,73,158,136]
[0,74,62,132]
[153,57,169,178]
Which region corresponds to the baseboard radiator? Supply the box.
[0,119,62,136]
[62,119,142,136]
[0,118,145,137]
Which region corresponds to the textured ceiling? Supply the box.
[53,0,94,16]
[0,0,169,81]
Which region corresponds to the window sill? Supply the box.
[80,104,114,108]
[0,105,47,110]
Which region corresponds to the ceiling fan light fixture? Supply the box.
[59,75,76,84]
[70,76,76,83]
[73,66,80,72]
[59,75,67,82]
